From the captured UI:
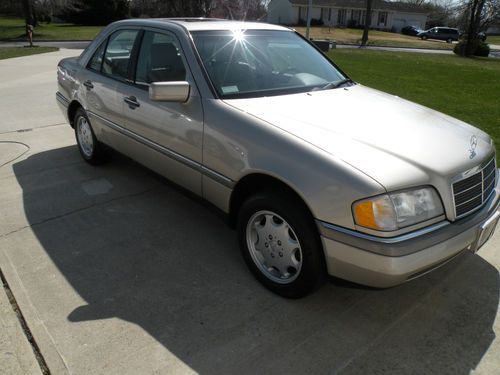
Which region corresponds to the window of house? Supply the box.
[337,9,346,25]
[378,12,388,26]
[351,10,361,25]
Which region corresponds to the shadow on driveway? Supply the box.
[12,145,499,374]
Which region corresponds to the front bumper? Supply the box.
[318,170,500,288]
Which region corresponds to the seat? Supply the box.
[147,43,186,83]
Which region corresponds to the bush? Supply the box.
[347,19,357,28]
[453,40,490,57]
[310,18,324,26]
[475,41,490,56]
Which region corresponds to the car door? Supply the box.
[81,28,141,148]
[114,29,204,195]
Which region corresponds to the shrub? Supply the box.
[310,18,324,26]
[453,40,490,57]
[347,19,357,28]
[475,41,490,57]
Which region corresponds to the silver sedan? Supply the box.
[57,18,500,298]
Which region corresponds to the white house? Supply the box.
[267,0,428,32]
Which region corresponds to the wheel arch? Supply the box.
[67,100,83,128]
[229,173,317,228]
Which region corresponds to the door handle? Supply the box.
[83,80,94,90]
[124,96,140,109]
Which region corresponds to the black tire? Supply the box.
[421,35,427,40]
[446,38,452,43]
[237,191,326,298]
[74,108,106,165]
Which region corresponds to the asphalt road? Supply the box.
[0,49,500,375]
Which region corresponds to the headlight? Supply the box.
[353,187,444,231]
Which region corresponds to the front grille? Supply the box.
[453,158,497,218]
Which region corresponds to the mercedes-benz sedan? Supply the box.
[57,19,499,298]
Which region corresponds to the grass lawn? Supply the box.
[0,46,58,60]
[328,49,500,160]
[295,26,454,50]
[0,16,102,40]
[487,35,500,46]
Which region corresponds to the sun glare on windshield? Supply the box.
[232,29,245,42]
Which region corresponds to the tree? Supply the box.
[211,0,267,20]
[129,0,267,20]
[457,0,500,56]
[21,0,35,25]
[361,0,372,46]
[63,0,129,25]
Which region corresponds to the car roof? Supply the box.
[113,18,291,32]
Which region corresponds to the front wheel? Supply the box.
[74,108,106,165]
[421,35,428,40]
[237,192,325,298]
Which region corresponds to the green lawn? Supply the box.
[487,35,500,46]
[295,26,454,49]
[0,16,102,40]
[0,46,58,60]
[328,49,500,160]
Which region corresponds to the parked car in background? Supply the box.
[418,27,460,43]
[57,19,499,298]
[402,25,422,36]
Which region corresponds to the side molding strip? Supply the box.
[88,111,235,188]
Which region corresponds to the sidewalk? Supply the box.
[0,279,42,375]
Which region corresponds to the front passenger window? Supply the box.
[102,29,139,81]
[135,31,187,85]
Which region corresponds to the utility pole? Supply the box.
[306,0,312,39]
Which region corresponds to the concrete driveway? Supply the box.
[1,49,500,375]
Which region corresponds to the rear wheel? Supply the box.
[446,38,452,43]
[74,108,106,165]
[237,192,325,298]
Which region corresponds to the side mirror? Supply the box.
[149,81,190,102]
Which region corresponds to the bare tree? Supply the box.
[209,0,267,20]
[21,0,35,24]
[457,0,499,56]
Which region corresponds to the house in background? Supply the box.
[267,0,428,32]
[486,19,500,35]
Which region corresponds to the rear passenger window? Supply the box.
[135,31,186,85]
[88,41,106,72]
[102,29,140,81]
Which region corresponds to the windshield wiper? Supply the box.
[319,78,354,90]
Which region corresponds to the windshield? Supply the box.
[191,30,348,99]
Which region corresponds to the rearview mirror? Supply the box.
[149,81,190,102]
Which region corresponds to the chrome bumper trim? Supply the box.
[318,174,500,257]
[319,220,449,245]
[56,92,70,107]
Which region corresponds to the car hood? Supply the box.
[224,85,494,191]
